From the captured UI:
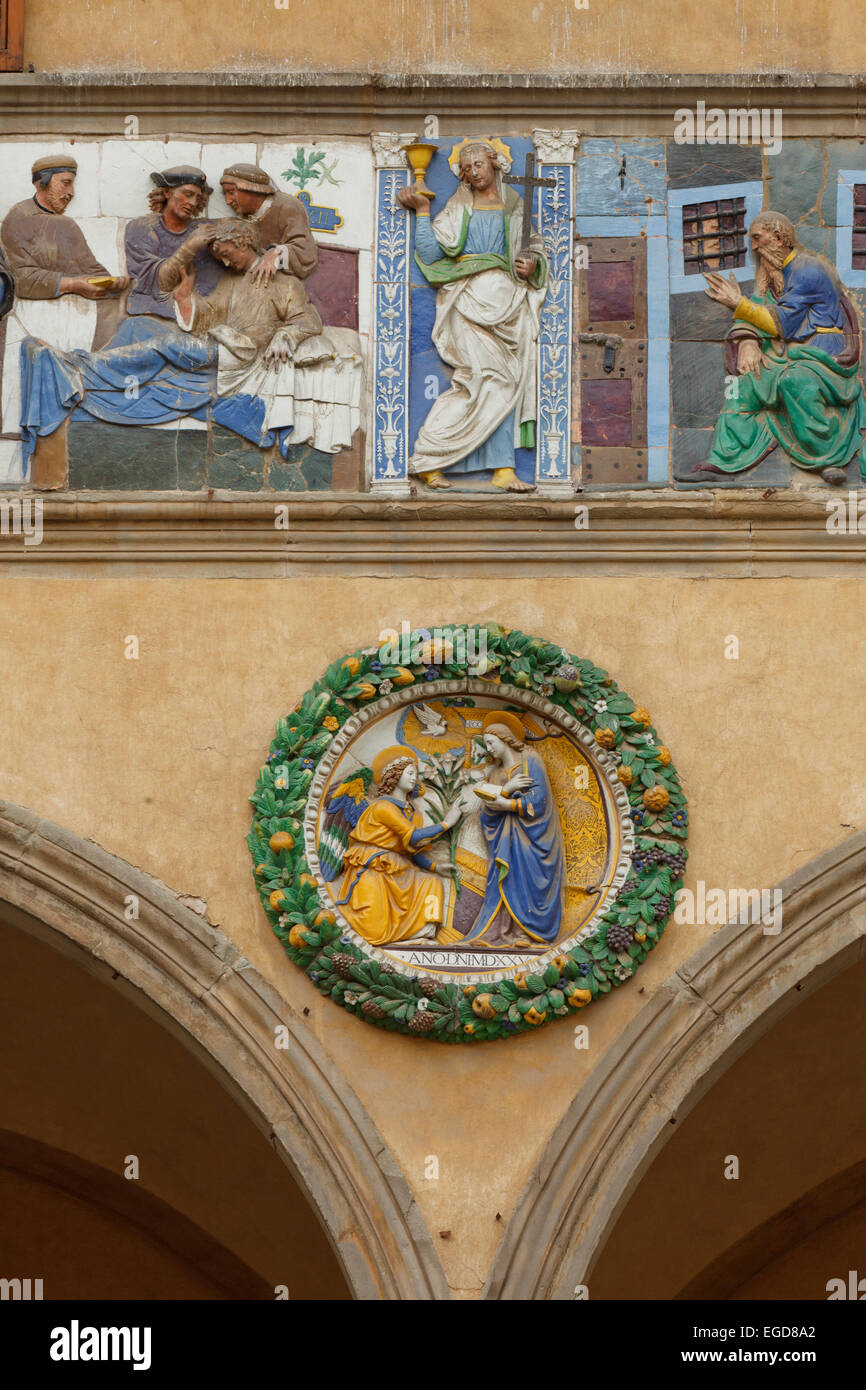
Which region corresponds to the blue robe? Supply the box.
[466,750,565,943]
[767,253,846,358]
[18,317,293,464]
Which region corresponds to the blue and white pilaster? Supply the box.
[533,128,580,495]
[369,131,417,495]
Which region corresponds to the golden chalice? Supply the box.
[402,141,438,202]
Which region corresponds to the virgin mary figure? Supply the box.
[397,139,548,493]
[462,711,565,948]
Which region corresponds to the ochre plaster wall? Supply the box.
[20,0,866,77]
[1,574,863,1296]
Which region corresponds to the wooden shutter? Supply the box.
[0,0,24,71]
[574,238,649,484]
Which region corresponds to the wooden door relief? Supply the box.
[574,238,649,484]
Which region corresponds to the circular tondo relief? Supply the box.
[249,624,688,1042]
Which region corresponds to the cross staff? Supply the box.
[503,152,556,254]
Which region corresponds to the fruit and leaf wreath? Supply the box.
[248,622,688,1042]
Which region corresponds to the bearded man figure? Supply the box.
[397,140,548,493]
[698,211,866,484]
[0,155,129,475]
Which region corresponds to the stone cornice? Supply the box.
[4,73,866,133]
[0,492,863,576]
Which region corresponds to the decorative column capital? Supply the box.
[532,128,581,164]
[371,131,420,169]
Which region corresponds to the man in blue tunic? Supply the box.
[124,166,221,319]
[462,711,565,948]
[697,210,866,482]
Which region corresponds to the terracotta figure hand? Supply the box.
[250,248,281,286]
[440,800,464,831]
[263,332,295,368]
[502,774,532,796]
[737,338,768,378]
[184,228,217,255]
[513,252,537,280]
[703,270,742,310]
[58,276,109,300]
[396,187,431,213]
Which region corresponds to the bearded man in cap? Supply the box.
[0,155,128,462]
[218,163,317,285]
[124,166,222,318]
[1,155,128,301]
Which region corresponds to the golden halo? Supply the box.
[481,710,526,743]
[371,744,418,784]
[447,136,513,177]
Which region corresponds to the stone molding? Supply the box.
[4,75,866,134]
[1,493,865,576]
[484,828,866,1299]
[0,800,450,1301]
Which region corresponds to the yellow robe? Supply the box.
[338,799,443,946]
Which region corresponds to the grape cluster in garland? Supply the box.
[606,923,635,952]
[633,844,687,877]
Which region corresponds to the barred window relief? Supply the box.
[851,185,866,269]
[681,197,747,275]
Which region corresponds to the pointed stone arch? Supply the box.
[0,801,449,1301]
[486,830,866,1300]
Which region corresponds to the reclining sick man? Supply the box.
[19,219,323,466]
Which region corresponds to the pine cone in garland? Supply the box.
[361,999,386,1019]
[409,1009,437,1033]
[418,977,440,998]
[332,952,355,979]
[606,923,635,953]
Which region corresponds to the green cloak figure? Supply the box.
[698,211,866,483]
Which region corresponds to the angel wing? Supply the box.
[318,769,372,881]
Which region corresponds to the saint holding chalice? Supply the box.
[397,138,548,493]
